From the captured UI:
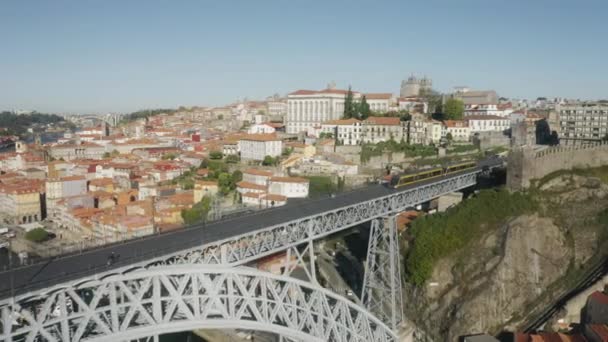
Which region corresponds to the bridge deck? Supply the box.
[0,160,499,300]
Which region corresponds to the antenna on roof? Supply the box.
[327,81,336,90]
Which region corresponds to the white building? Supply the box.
[247,123,276,134]
[558,102,608,143]
[464,103,513,118]
[320,118,362,145]
[269,176,309,198]
[442,120,471,142]
[242,193,287,208]
[364,93,393,113]
[286,87,361,134]
[465,115,510,133]
[425,120,443,144]
[398,97,428,114]
[238,134,282,161]
[45,176,87,204]
[361,116,405,144]
[267,99,288,118]
[242,169,273,186]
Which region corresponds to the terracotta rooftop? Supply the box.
[589,291,608,305]
[323,118,361,125]
[89,178,114,186]
[243,169,273,177]
[195,180,218,187]
[242,191,264,198]
[444,120,468,128]
[365,116,401,126]
[237,181,267,191]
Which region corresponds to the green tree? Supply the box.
[25,228,48,242]
[443,98,464,120]
[359,95,371,119]
[218,172,233,194]
[225,154,239,163]
[262,155,276,166]
[282,147,293,157]
[181,196,212,224]
[446,132,453,144]
[319,132,333,139]
[199,158,209,169]
[217,114,224,120]
[231,170,243,183]
[209,151,223,160]
[343,86,355,119]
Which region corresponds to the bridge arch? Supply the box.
[1,266,396,342]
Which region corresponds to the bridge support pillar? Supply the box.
[361,215,404,331]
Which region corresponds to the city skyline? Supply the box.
[1,0,607,114]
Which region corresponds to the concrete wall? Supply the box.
[507,142,608,190]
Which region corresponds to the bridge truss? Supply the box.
[161,172,477,268]
[0,170,480,340]
[0,266,396,342]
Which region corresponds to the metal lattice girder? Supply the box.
[361,216,404,331]
[0,266,397,342]
[157,172,477,269]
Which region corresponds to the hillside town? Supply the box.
[1,76,608,342]
[0,77,604,258]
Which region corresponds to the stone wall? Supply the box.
[507,142,608,190]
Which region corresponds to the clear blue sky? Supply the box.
[1,0,606,114]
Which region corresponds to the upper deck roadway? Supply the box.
[0,158,502,301]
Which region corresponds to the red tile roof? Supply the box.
[588,325,608,341]
[365,116,401,126]
[237,181,267,191]
[589,291,608,305]
[323,118,361,125]
[243,169,273,177]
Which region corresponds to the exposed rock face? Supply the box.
[405,215,572,341]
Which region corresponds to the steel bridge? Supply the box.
[0,161,501,341]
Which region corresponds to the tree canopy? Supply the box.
[0,111,67,135]
[343,86,356,119]
[181,196,212,224]
[443,98,464,120]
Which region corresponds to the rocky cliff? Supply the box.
[403,173,608,341]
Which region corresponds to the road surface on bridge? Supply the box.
[0,159,500,300]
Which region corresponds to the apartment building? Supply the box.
[465,115,510,133]
[238,134,282,160]
[286,87,361,134]
[361,116,405,144]
[443,120,471,142]
[0,183,43,224]
[558,102,608,144]
[364,93,393,113]
[320,119,362,145]
[268,176,309,198]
